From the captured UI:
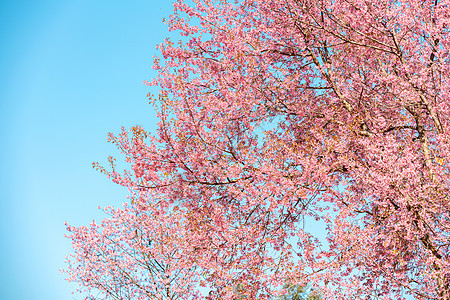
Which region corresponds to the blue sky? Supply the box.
[0,1,173,299]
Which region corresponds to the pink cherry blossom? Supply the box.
[64,0,450,299]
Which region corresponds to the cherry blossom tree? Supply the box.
[65,0,450,299]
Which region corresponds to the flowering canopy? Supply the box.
[65,0,450,299]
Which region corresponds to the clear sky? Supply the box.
[0,1,173,299]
